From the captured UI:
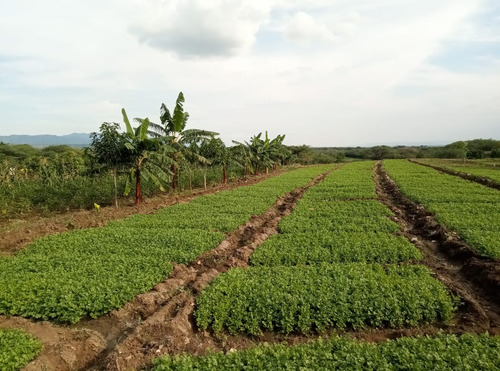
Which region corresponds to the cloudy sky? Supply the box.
[1,0,499,146]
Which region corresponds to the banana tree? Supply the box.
[233,132,289,175]
[148,92,218,190]
[122,108,174,204]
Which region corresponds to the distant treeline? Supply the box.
[306,139,500,162]
[2,139,499,166]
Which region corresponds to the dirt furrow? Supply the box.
[79,171,331,371]
[408,159,500,191]
[374,161,500,334]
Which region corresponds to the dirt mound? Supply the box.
[0,317,106,371]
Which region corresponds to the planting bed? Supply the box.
[384,160,500,258]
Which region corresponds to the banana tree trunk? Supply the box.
[113,167,118,208]
[172,152,178,190]
[203,170,207,190]
[135,168,142,205]
[222,164,227,184]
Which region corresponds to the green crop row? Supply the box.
[153,333,500,370]
[0,166,332,323]
[383,160,500,258]
[195,264,455,335]
[417,159,500,183]
[0,329,42,371]
[252,162,421,266]
[251,232,420,266]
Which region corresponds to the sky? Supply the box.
[0,0,499,147]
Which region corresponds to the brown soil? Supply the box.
[0,171,285,256]
[0,317,106,371]
[409,159,500,191]
[375,161,500,334]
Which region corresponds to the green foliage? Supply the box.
[0,228,223,322]
[0,143,41,162]
[0,166,330,322]
[153,333,500,370]
[251,232,421,266]
[384,160,500,258]
[0,329,42,371]
[256,162,422,266]
[195,264,455,335]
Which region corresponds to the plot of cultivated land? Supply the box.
[0,166,331,323]
[384,160,500,258]
[195,162,453,336]
[195,264,455,335]
[252,162,421,265]
[0,329,42,371]
[417,158,500,183]
[153,334,500,370]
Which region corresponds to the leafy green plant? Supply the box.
[0,329,42,371]
[195,264,455,335]
[152,333,500,370]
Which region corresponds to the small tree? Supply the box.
[148,92,217,190]
[122,109,174,204]
[87,122,130,207]
[200,137,240,184]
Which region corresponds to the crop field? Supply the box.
[0,166,330,324]
[384,160,500,258]
[2,161,500,370]
[194,162,454,336]
[153,334,500,370]
[415,158,500,183]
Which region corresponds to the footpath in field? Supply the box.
[0,165,332,370]
[153,161,500,370]
[411,158,500,190]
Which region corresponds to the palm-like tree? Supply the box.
[148,92,218,190]
[233,132,290,175]
[122,108,174,204]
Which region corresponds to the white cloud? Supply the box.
[130,0,272,57]
[285,11,337,45]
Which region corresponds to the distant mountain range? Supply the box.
[0,133,91,147]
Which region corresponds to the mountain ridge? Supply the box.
[0,133,91,147]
